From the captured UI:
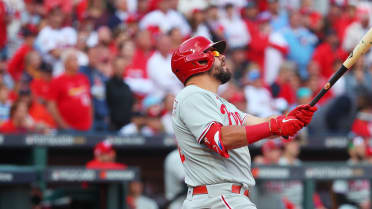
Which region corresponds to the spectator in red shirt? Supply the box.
[30,62,53,102]
[0,100,33,134]
[47,50,93,131]
[86,140,127,169]
[313,30,347,79]
[7,26,38,81]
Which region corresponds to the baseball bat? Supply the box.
[309,27,372,106]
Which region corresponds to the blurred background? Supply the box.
[0,0,372,208]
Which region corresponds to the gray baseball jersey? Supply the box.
[172,85,255,188]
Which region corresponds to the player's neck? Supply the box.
[186,76,219,94]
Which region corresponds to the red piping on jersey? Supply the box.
[221,195,232,209]
[197,122,214,143]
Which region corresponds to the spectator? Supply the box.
[270,61,296,106]
[35,7,77,75]
[22,50,42,82]
[168,28,184,52]
[279,137,303,209]
[333,137,370,209]
[80,46,109,132]
[161,94,175,135]
[267,0,289,32]
[205,5,225,42]
[30,62,53,103]
[139,0,190,36]
[106,57,134,131]
[86,140,127,169]
[7,26,38,82]
[296,87,312,105]
[219,3,250,49]
[108,0,129,29]
[164,148,186,209]
[188,8,212,40]
[344,57,372,96]
[342,6,369,52]
[119,111,147,136]
[0,85,10,125]
[47,50,92,132]
[312,29,347,80]
[147,34,182,98]
[252,140,285,209]
[0,100,33,134]
[127,180,159,209]
[244,68,277,117]
[281,10,317,79]
[124,29,155,96]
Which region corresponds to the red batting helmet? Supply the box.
[171,36,226,84]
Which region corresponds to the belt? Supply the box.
[192,185,250,197]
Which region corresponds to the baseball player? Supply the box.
[171,36,317,209]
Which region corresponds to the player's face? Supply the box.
[209,50,231,84]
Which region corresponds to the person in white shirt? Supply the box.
[147,34,182,98]
[139,0,190,36]
[219,3,250,49]
[35,7,77,75]
[244,69,278,117]
[127,180,159,209]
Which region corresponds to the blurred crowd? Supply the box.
[0,0,371,139]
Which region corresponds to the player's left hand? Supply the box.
[287,104,318,125]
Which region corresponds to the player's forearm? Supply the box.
[221,122,272,150]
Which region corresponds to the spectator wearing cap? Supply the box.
[244,68,277,117]
[119,111,147,136]
[219,3,250,49]
[281,10,317,80]
[7,26,38,82]
[80,46,109,132]
[106,57,134,131]
[147,34,182,98]
[47,50,92,132]
[139,0,190,36]
[86,140,127,169]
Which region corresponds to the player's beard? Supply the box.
[209,65,231,84]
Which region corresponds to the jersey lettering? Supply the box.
[220,104,243,125]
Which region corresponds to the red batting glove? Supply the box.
[269,115,304,137]
[287,104,318,125]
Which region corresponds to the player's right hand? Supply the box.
[269,115,304,137]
